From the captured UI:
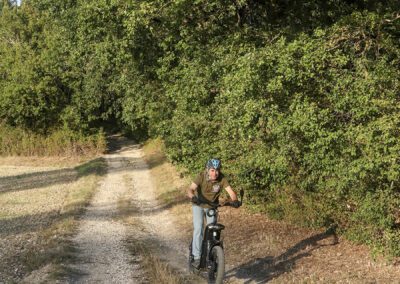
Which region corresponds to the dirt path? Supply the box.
[128,144,189,272]
[67,139,193,283]
[67,146,142,283]
[3,139,400,283]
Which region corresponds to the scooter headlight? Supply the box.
[207,208,216,217]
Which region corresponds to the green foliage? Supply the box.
[0,2,70,132]
[1,0,400,256]
[153,6,400,256]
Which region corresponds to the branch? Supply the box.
[384,13,400,23]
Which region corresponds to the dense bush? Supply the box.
[155,6,400,255]
[1,0,399,256]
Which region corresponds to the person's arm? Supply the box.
[187,182,198,199]
[225,186,238,201]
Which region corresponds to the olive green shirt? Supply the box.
[193,170,230,208]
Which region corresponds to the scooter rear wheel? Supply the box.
[208,246,224,284]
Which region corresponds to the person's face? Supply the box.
[208,168,219,180]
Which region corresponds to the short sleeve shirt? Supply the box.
[193,170,230,208]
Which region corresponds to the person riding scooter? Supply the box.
[187,158,240,268]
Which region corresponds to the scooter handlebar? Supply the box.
[191,189,244,208]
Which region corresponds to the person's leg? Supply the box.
[192,205,204,260]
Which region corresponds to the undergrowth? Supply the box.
[0,124,106,156]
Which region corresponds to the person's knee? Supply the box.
[193,218,203,230]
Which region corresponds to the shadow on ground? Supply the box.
[0,136,165,194]
[225,229,339,283]
[0,135,189,282]
[0,135,187,236]
[0,188,188,237]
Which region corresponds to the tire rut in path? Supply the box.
[128,146,192,276]
[67,146,144,283]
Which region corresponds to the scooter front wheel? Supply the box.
[208,245,225,284]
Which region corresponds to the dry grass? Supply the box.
[0,125,106,157]
[141,139,206,283]
[9,137,397,283]
[118,172,187,284]
[125,235,187,284]
[0,157,106,283]
[0,156,91,168]
[142,139,192,228]
[140,138,400,283]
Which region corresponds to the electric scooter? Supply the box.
[188,190,244,284]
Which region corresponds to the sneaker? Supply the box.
[192,259,200,268]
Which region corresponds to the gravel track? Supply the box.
[67,141,190,283]
[128,145,189,274]
[68,149,139,283]
[3,140,400,283]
